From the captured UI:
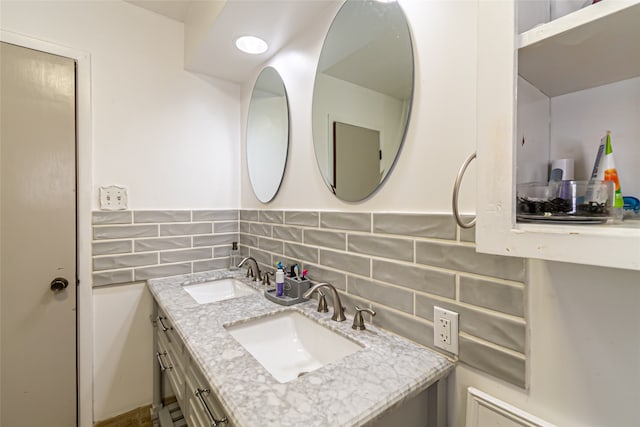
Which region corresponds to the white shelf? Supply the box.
[518,0,640,97]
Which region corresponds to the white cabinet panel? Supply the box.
[476,0,640,270]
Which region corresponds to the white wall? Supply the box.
[452,261,640,427]
[240,0,479,212]
[240,1,640,426]
[1,1,240,423]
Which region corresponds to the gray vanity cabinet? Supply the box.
[153,304,233,427]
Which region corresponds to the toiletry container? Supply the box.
[229,242,240,270]
[276,268,285,297]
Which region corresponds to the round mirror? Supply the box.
[247,67,290,203]
[312,0,414,202]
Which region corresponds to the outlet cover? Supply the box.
[434,306,459,355]
[99,185,128,210]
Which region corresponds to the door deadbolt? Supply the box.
[50,277,69,292]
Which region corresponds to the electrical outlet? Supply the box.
[434,306,458,355]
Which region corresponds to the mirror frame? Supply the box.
[246,66,291,203]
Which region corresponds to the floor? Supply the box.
[93,405,153,427]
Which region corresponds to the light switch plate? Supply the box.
[434,306,459,355]
[99,185,128,210]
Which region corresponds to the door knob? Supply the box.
[50,277,69,292]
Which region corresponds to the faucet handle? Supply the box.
[352,306,376,331]
[246,266,254,279]
[263,271,273,286]
[316,290,329,313]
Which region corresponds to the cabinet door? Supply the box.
[185,361,232,427]
[157,327,187,407]
[475,0,640,270]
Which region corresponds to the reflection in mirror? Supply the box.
[312,0,414,202]
[246,67,290,203]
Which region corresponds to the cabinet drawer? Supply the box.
[185,361,232,427]
[157,309,186,353]
[157,326,187,406]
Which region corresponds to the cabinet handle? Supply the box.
[156,351,172,372]
[195,388,228,426]
[156,315,171,332]
[452,151,477,229]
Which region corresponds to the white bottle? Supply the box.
[275,268,285,297]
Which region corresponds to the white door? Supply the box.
[1,42,77,426]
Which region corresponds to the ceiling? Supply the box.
[126,0,339,84]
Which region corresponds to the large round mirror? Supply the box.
[247,66,290,203]
[312,0,414,202]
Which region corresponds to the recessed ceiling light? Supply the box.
[235,36,268,55]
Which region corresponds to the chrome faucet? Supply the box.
[303,282,346,322]
[237,256,262,283]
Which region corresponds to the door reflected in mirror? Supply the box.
[246,66,290,203]
[312,0,414,202]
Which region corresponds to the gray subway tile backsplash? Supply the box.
[240,210,259,221]
[214,221,239,233]
[372,307,434,349]
[135,237,190,252]
[284,242,319,265]
[92,209,528,389]
[459,276,524,317]
[348,234,413,262]
[414,293,525,353]
[194,258,229,273]
[273,225,303,242]
[93,252,158,271]
[160,223,212,236]
[193,210,238,221]
[373,213,456,240]
[259,210,284,224]
[320,249,370,276]
[306,265,347,290]
[258,237,284,254]
[459,336,526,388]
[134,263,192,281]
[303,229,346,250]
[92,211,132,225]
[348,276,413,314]
[159,248,212,263]
[320,212,371,232]
[93,224,157,240]
[416,240,525,282]
[249,223,272,237]
[372,259,455,298]
[93,240,132,256]
[285,211,319,227]
[134,210,190,223]
[193,233,238,247]
[92,210,241,288]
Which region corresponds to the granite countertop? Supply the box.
[148,269,454,427]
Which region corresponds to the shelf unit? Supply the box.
[476,0,640,271]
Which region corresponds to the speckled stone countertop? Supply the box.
[148,269,454,427]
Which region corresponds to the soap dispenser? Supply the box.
[229,241,240,270]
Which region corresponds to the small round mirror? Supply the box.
[312,0,414,202]
[246,67,290,203]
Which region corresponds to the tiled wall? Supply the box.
[239,210,528,388]
[91,208,527,388]
[91,210,239,286]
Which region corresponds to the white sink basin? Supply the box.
[225,311,362,383]
[183,278,257,304]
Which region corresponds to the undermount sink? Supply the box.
[183,278,257,304]
[225,310,363,383]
